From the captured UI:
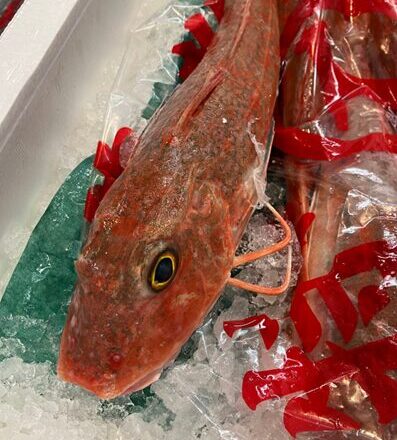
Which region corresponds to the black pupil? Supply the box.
[155,258,173,284]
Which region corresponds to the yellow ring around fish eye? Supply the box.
[149,251,177,291]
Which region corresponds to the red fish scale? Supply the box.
[59,0,280,400]
[84,1,225,222]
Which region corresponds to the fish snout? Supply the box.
[57,287,129,399]
[58,327,130,399]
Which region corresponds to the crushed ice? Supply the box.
[0,206,300,439]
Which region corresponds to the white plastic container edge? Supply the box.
[0,0,170,296]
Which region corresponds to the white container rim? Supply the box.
[0,0,90,154]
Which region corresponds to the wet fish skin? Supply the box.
[58,0,280,399]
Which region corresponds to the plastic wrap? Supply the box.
[250,0,397,438]
[0,1,294,439]
[1,0,396,439]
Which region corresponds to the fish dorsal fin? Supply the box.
[227,202,293,296]
[175,68,225,132]
[229,0,252,58]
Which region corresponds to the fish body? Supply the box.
[58,0,280,399]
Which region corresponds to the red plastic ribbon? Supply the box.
[224,238,397,437]
[240,335,397,437]
[277,1,397,160]
[290,240,397,352]
[223,314,279,350]
[0,0,24,32]
[294,212,316,247]
[205,0,225,22]
[84,127,133,222]
[172,0,224,81]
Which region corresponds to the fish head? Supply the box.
[58,170,235,399]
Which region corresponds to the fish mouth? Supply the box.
[57,359,163,400]
[57,357,117,400]
[58,334,165,399]
[58,330,176,399]
[120,351,181,396]
[121,369,163,396]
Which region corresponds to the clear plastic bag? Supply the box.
[244,1,397,438]
[1,0,396,439]
[84,0,226,221]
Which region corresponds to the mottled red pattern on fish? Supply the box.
[58,0,280,399]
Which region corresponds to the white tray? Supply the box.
[0,0,168,295]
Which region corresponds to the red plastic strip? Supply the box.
[290,240,397,352]
[172,41,206,81]
[185,13,214,49]
[275,129,397,161]
[0,0,24,31]
[295,212,316,247]
[84,186,103,222]
[204,0,225,22]
[315,276,358,343]
[280,0,315,59]
[84,128,133,222]
[242,335,397,435]
[112,127,133,156]
[94,142,118,178]
[331,62,397,111]
[284,387,360,437]
[358,285,391,326]
[223,314,280,350]
[243,346,319,410]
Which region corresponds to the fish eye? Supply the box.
[149,250,178,291]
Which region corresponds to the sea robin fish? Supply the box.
[58,0,290,399]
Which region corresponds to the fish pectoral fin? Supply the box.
[176,68,225,131]
[227,202,293,296]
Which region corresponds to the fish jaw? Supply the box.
[58,286,182,399]
[57,353,118,399]
[58,335,162,399]
[57,272,232,399]
[57,284,122,399]
[57,217,235,399]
